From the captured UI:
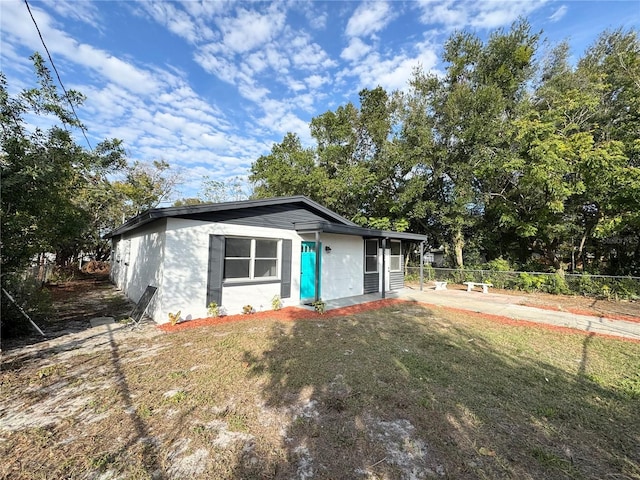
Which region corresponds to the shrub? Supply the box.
[242,305,255,315]
[484,257,513,272]
[543,271,570,295]
[271,295,283,311]
[518,272,545,292]
[168,311,181,325]
[207,302,220,317]
[611,278,640,301]
[312,300,326,314]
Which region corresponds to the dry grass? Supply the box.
[1,293,639,479]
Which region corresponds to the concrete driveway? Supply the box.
[398,286,640,341]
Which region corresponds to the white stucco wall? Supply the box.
[161,218,303,322]
[300,233,364,301]
[112,217,385,323]
[111,220,166,321]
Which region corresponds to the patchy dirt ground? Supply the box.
[1,276,638,479]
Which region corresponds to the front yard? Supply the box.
[1,279,639,479]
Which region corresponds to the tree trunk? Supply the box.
[453,227,464,268]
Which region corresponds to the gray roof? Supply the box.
[105,195,428,242]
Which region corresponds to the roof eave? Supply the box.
[103,195,358,239]
[294,221,428,241]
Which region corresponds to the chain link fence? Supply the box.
[405,266,640,301]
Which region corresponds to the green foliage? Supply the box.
[271,295,283,311]
[543,271,570,295]
[168,310,181,325]
[1,53,129,270]
[249,25,640,276]
[207,302,220,317]
[484,257,513,272]
[517,272,545,292]
[312,300,326,315]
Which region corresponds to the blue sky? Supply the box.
[2,1,638,201]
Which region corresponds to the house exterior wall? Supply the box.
[110,219,166,321]
[110,215,410,324]
[161,218,302,322]
[299,233,364,301]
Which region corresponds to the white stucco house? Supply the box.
[106,196,428,324]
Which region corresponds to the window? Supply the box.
[224,237,278,280]
[365,239,378,273]
[390,240,402,272]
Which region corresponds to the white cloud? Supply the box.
[417,0,548,30]
[135,2,216,43]
[290,39,336,70]
[179,0,230,21]
[297,2,328,30]
[47,0,101,29]
[341,38,372,61]
[339,41,439,92]
[549,5,568,23]
[1,1,161,95]
[238,82,270,102]
[194,47,240,84]
[305,74,328,89]
[287,78,307,92]
[346,2,394,38]
[417,0,468,28]
[217,6,286,54]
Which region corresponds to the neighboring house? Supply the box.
[106,196,428,323]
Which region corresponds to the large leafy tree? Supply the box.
[250,23,639,274]
[1,53,126,270]
[400,20,539,267]
[251,88,410,230]
[490,30,640,272]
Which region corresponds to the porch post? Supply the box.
[381,237,386,299]
[314,231,321,303]
[419,241,424,291]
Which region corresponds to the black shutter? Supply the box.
[281,239,292,298]
[206,235,225,306]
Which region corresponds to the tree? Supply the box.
[400,20,539,267]
[251,132,329,204]
[199,175,250,203]
[252,88,410,230]
[1,53,126,270]
[112,160,180,219]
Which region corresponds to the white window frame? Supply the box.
[389,240,402,272]
[224,237,279,281]
[365,239,378,273]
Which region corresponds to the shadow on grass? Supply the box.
[237,303,640,479]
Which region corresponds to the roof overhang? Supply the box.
[104,196,358,239]
[294,221,429,242]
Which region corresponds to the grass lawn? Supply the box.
[1,302,639,479]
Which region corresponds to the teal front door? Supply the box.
[300,241,320,301]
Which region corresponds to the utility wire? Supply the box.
[23,0,93,150]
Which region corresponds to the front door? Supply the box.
[300,241,320,301]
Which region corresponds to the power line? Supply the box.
[23,0,93,150]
